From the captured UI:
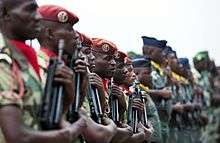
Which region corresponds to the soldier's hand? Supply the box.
[137,122,153,141]
[132,98,144,112]
[65,113,87,141]
[173,103,184,113]
[112,84,127,113]
[74,58,89,75]
[183,103,194,111]
[111,84,124,100]
[89,73,105,90]
[54,65,74,106]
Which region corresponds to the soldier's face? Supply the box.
[152,48,163,60]
[50,23,76,55]
[168,54,178,69]
[6,0,41,40]
[134,67,152,86]
[123,64,136,86]
[113,64,129,83]
[81,47,95,72]
[194,60,208,72]
[93,52,116,79]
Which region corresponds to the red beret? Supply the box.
[115,51,127,64]
[91,38,118,55]
[125,57,132,65]
[38,5,79,25]
[76,31,92,47]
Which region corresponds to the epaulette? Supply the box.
[180,76,189,84]
[0,33,12,65]
[151,61,164,76]
[171,71,181,81]
[139,84,150,92]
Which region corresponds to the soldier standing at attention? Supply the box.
[132,56,162,143]
[142,36,172,143]
[0,1,87,143]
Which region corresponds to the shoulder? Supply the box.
[0,62,23,108]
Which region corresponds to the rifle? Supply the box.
[87,67,103,124]
[67,37,83,123]
[40,39,65,130]
[109,78,120,125]
[129,81,149,133]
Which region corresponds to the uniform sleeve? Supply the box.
[0,62,23,108]
[146,95,162,142]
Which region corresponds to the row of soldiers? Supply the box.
[0,0,219,143]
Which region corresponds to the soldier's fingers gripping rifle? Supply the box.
[67,36,83,123]
[128,81,149,133]
[109,78,120,126]
[87,67,103,124]
[40,39,65,130]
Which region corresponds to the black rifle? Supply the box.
[40,39,65,130]
[67,37,83,123]
[87,68,103,124]
[109,79,120,125]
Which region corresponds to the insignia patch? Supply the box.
[102,43,110,52]
[57,11,68,23]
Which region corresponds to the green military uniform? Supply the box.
[0,35,43,142]
[193,52,216,143]
[151,61,172,143]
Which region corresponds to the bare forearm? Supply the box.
[0,106,85,143]
[148,89,171,99]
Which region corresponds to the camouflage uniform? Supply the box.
[151,61,172,143]
[0,35,43,142]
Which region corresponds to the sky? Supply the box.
[36,0,220,65]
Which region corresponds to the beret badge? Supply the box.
[57,11,68,23]
[102,43,110,52]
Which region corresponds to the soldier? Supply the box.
[142,36,172,143]
[132,56,163,143]
[77,31,118,143]
[0,0,87,143]
[113,51,154,143]
[37,5,117,143]
[91,38,132,143]
[193,51,219,143]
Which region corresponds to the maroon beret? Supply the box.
[91,38,118,55]
[76,31,92,47]
[115,51,127,64]
[38,5,79,25]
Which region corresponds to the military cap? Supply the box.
[163,46,177,57]
[76,31,92,47]
[125,57,132,65]
[115,51,127,64]
[91,38,118,55]
[132,56,151,68]
[178,58,190,69]
[142,36,167,49]
[38,5,79,24]
[193,51,209,62]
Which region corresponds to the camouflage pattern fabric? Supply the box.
[0,37,43,143]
